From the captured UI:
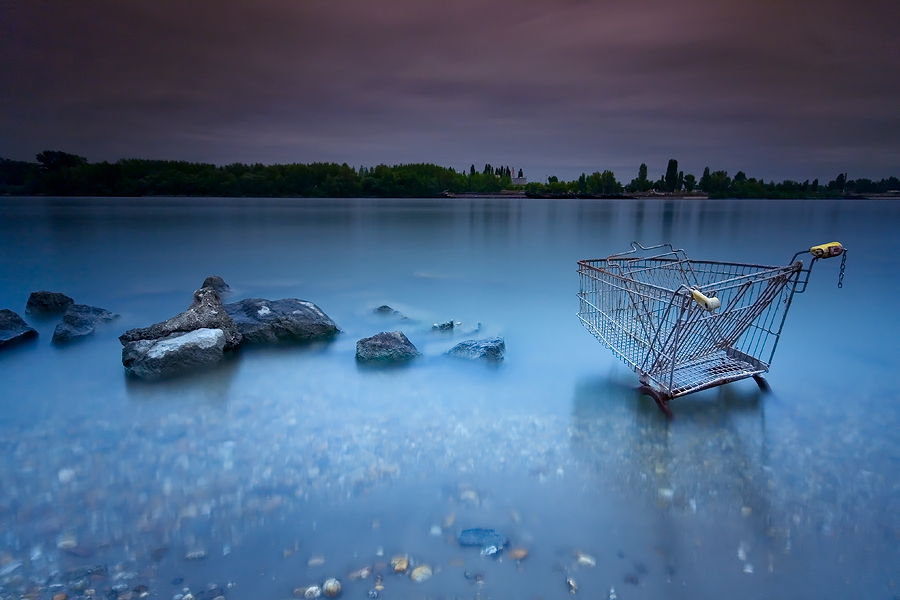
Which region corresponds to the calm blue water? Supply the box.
[1,197,898,598]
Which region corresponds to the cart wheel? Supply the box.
[638,385,673,418]
[752,374,771,394]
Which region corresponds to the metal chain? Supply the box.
[838,250,847,288]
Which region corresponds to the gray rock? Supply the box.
[123,328,226,378]
[0,309,38,348]
[26,291,74,315]
[119,287,241,350]
[52,304,120,343]
[356,331,419,363]
[201,275,230,294]
[448,337,505,361]
[458,528,509,549]
[224,298,339,344]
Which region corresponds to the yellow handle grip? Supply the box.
[691,289,721,312]
[810,242,843,258]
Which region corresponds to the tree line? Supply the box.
[531,159,899,199]
[1,151,897,199]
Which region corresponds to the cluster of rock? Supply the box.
[120,277,340,378]
[359,305,504,365]
[0,291,119,349]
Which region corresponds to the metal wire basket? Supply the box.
[577,242,847,416]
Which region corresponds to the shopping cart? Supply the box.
[577,242,847,416]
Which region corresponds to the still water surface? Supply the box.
[1,197,898,598]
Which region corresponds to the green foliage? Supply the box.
[1,151,897,199]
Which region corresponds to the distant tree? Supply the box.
[577,173,587,193]
[677,170,684,191]
[664,159,679,192]
[733,171,747,183]
[470,164,476,176]
[811,178,819,192]
[638,163,648,183]
[707,170,732,196]
[828,173,847,191]
[684,173,696,192]
[548,175,559,183]
[36,150,87,171]
[699,167,711,192]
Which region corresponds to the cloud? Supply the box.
[1,0,897,181]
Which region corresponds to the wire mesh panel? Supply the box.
[577,244,803,399]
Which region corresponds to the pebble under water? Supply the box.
[1,197,899,599]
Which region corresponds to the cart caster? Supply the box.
[638,385,673,418]
[752,374,771,394]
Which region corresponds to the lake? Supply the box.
[1,196,898,599]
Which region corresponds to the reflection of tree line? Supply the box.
[1,151,896,198]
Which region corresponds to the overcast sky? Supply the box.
[2,0,898,182]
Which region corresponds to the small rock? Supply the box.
[322,578,341,598]
[447,337,505,361]
[26,291,74,315]
[431,320,455,331]
[507,548,528,560]
[567,577,578,593]
[69,579,90,593]
[185,550,208,561]
[53,593,68,600]
[458,528,508,550]
[429,525,442,537]
[347,567,371,581]
[355,331,419,363]
[58,468,76,484]
[66,565,107,581]
[307,555,325,567]
[575,551,596,567]
[410,565,432,583]
[367,590,378,599]
[0,309,38,348]
[52,305,119,343]
[390,556,408,573]
[0,561,22,576]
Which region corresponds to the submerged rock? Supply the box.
[122,328,226,378]
[0,309,38,348]
[458,528,509,550]
[201,276,231,294]
[447,337,505,361]
[26,291,74,315]
[119,287,241,350]
[224,298,339,344]
[52,304,120,343]
[356,332,419,363]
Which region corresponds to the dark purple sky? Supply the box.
[2,0,898,182]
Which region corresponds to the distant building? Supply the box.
[511,176,527,185]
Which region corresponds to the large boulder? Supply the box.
[0,309,38,348]
[224,298,339,344]
[52,305,120,343]
[448,337,505,361]
[119,287,241,350]
[356,331,419,363]
[201,275,230,294]
[26,291,74,315]
[122,328,226,379]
